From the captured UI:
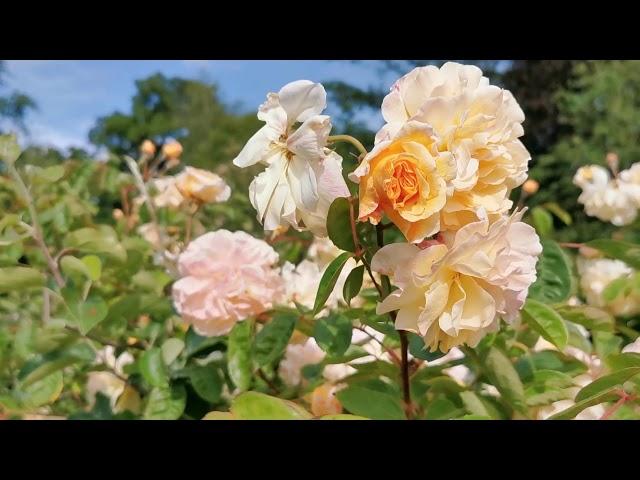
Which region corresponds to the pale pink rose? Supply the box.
[373,208,542,352]
[172,230,285,337]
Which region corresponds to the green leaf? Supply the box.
[319,414,368,420]
[542,202,572,225]
[342,264,364,306]
[143,385,187,420]
[313,313,352,357]
[254,312,296,367]
[81,255,102,281]
[139,348,168,388]
[64,291,109,335]
[531,206,553,236]
[231,392,312,420]
[425,396,464,419]
[20,342,95,388]
[227,321,252,392]
[575,367,640,402]
[0,267,46,292]
[606,353,640,371]
[528,240,572,303]
[523,299,568,349]
[203,411,235,420]
[313,252,352,315]
[482,347,527,414]
[586,239,640,269]
[408,332,446,361]
[32,165,65,183]
[327,197,358,252]
[184,327,223,358]
[459,391,493,418]
[0,134,21,165]
[64,226,126,263]
[593,331,623,360]
[548,387,618,420]
[602,276,632,302]
[60,255,93,281]
[16,371,64,409]
[554,305,614,332]
[337,385,405,420]
[189,365,223,403]
[161,338,185,365]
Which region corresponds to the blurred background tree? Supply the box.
[527,60,640,242]
[0,61,37,134]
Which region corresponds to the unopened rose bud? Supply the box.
[607,152,620,174]
[138,315,151,328]
[140,140,156,157]
[522,179,540,195]
[311,383,343,417]
[162,141,183,160]
[112,208,125,220]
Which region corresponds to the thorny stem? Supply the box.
[600,390,636,420]
[399,330,412,417]
[346,195,384,296]
[375,222,413,418]
[64,325,146,351]
[327,135,368,159]
[8,164,65,288]
[123,155,168,254]
[559,242,584,249]
[184,203,199,247]
[257,369,279,395]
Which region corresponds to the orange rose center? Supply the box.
[383,158,420,208]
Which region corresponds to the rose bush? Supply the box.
[1,62,640,421]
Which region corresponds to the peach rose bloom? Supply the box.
[162,141,183,159]
[175,167,231,204]
[149,176,185,209]
[351,62,529,242]
[372,209,541,352]
[310,383,343,417]
[172,230,285,337]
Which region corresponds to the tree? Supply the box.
[89,74,260,170]
[0,61,37,134]
[528,61,640,242]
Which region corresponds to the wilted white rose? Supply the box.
[233,80,350,236]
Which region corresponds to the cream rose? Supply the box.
[172,230,285,336]
[351,62,530,241]
[372,209,542,352]
[576,256,640,317]
[233,80,350,237]
[175,166,231,204]
[149,176,185,209]
[574,165,638,226]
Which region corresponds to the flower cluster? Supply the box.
[573,162,640,226]
[352,62,530,242]
[225,62,542,354]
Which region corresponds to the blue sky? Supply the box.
[1,60,395,153]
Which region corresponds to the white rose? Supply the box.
[233,80,350,237]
